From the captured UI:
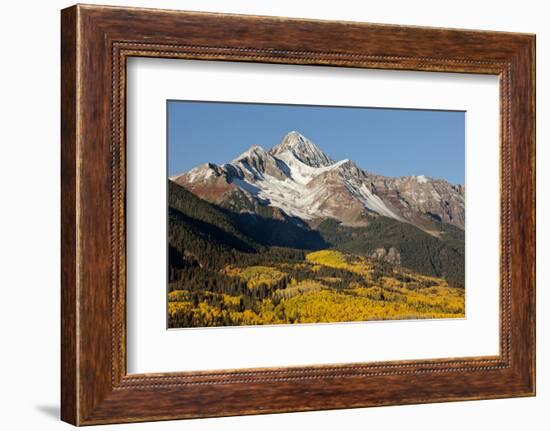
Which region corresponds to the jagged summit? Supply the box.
[232,144,267,162]
[270,131,334,168]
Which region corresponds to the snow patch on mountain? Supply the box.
[230,177,261,197]
[273,151,349,186]
[355,184,404,221]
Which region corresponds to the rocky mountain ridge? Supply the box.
[172,131,465,234]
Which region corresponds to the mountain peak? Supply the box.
[232,144,268,163]
[285,130,306,140]
[270,131,334,168]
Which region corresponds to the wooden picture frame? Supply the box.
[61,4,535,425]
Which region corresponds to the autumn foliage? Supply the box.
[168,250,464,327]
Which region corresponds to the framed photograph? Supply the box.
[165,102,467,330]
[61,4,536,425]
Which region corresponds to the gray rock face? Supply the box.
[366,174,465,230]
[171,131,465,234]
[371,247,402,266]
[270,131,334,168]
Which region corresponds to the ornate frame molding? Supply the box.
[61,5,535,425]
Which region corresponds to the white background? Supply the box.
[0,0,547,430]
[127,59,500,373]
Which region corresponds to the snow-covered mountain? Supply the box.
[171,131,465,233]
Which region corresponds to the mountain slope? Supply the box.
[172,131,465,233]
[316,217,465,287]
[169,181,463,286]
[169,181,326,254]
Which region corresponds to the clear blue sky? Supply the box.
[168,100,465,184]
